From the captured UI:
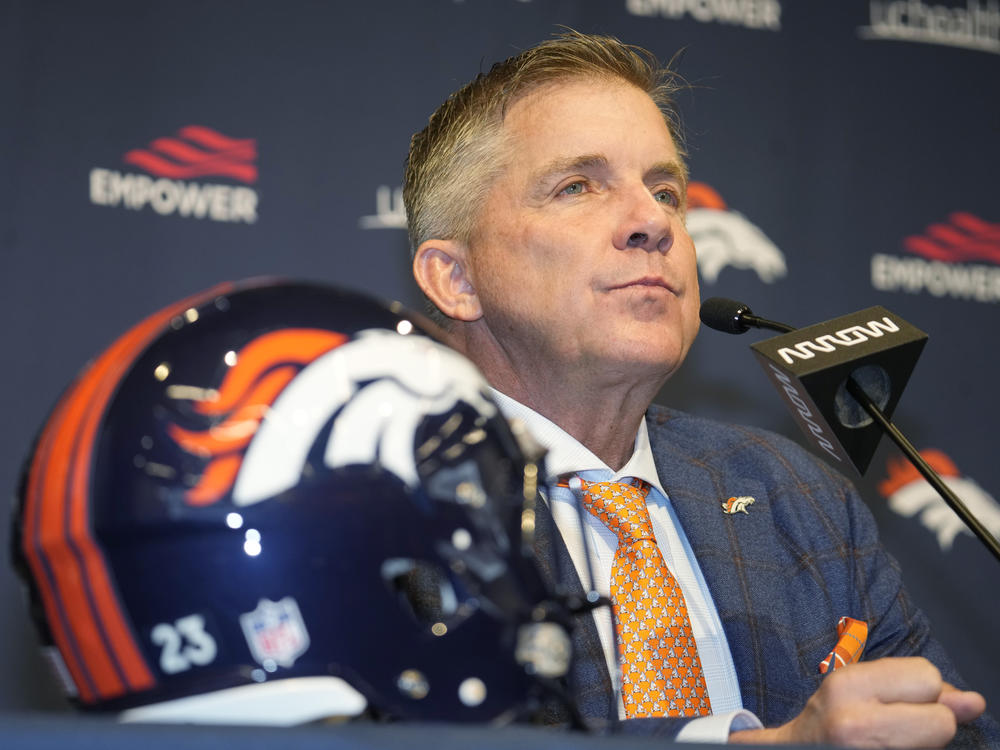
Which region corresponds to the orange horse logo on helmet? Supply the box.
[166,329,346,506]
[167,327,498,510]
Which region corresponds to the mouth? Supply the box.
[609,276,675,293]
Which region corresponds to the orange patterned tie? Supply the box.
[577,478,712,718]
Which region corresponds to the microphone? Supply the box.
[700,297,1000,564]
[700,297,793,335]
[702,297,926,473]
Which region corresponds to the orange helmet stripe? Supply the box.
[21,282,234,703]
[22,393,95,701]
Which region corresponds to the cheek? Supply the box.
[468,228,542,315]
[479,221,564,282]
[687,262,701,312]
[675,237,702,336]
[684,295,701,346]
[677,234,701,291]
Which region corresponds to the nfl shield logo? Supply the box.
[240,597,311,668]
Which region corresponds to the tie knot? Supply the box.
[577,479,655,543]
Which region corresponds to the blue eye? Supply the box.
[560,182,585,196]
[654,189,680,206]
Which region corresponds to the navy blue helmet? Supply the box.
[12,279,573,725]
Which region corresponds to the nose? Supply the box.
[615,186,673,254]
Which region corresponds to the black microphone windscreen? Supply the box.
[700,297,752,334]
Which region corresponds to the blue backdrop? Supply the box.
[2,0,998,719]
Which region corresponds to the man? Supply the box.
[403,30,996,747]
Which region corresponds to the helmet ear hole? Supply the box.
[381,559,458,627]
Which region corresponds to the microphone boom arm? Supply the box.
[843,377,1000,563]
[741,313,794,335]
[701,297,1000,565]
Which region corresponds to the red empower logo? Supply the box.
[123,125,257,184]
[904,212,1000,265]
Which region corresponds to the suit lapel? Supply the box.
[650,442,765,718]
[531,496,617,724]
[646,411,815,722]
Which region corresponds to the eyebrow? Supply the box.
[526,154,689,197]
[647,160,689,190]
[527,154,609,193]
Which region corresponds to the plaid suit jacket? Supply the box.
[533,404,999,746]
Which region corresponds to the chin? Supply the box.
[601,339,686,378]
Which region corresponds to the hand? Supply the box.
[729,656,986,748]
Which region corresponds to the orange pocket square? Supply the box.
[819,616,868,674]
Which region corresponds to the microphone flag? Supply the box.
[749,306,927,474]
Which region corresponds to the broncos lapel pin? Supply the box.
[721,496,755,515]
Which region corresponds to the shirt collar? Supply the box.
[490,389,667,497]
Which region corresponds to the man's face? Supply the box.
[465,77,700,391]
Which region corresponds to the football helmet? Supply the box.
[11,278,574,725]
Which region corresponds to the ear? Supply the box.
[412,239,483,322]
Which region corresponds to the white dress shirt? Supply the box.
[492,391,762,742]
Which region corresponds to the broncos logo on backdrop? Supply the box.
[686,182,787,285]
[169,328,497,507]
[878,450,1000,551]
